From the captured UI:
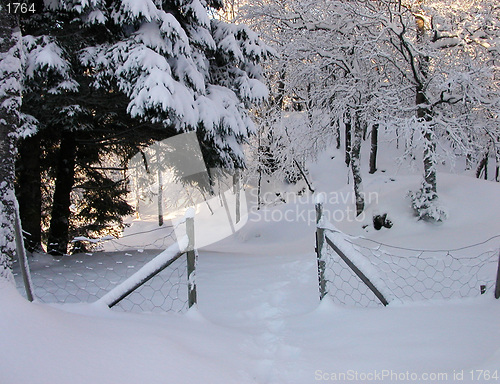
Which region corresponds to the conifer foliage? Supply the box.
[78,0,272,168]
[15,0,271,255]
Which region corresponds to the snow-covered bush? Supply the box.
[409,182,448,222]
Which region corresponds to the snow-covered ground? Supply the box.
[1,234,499,384]
[2,143,500,384]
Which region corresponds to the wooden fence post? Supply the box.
[316,199,327,300]
[495,250,500,299]
[186,214,197,307]
[15,208,34,302]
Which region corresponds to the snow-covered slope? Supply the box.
[1,144,500,383]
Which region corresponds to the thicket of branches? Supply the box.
[239,0,499,220]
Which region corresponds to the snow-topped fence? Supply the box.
[315,201,500,307]
[13,213,197,313]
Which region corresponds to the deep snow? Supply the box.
[1,141,500,383]
[1,238,500,384]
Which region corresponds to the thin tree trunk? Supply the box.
[465,134,474,171]
[275,65,286,110]
[157,168,164,226]
[419,98,437,198]
[0,6,22,278]
[335,118,341,149]
[344,110,352,167]
[134,165,141,218]
[306,83,313,127]
[293,159,314,193]
[351,111,364,216]
[496,144,499,182]
[422,125,437,196]
[416,15,437,200]
[156,148,163,226]
[476,151,489,180]
[47,131,76,255]
[331,116,340,149]
[257,165,262,210]
[369,123,379,174]
[17,134,42,252]
[466,153,473,171]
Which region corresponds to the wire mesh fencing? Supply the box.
[322,240,385,307]
[110,253,188,313]
[345,236,498,302]
[12,218,195,314]
[315,202,500,307]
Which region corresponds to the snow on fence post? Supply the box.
[495,250,500,300]
[186,209,197,307]
[315,196,327,300]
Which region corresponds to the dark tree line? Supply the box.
[17,4,158,254]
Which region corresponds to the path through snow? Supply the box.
[197,249,318,383]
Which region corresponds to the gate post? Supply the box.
[15,207,34,302]
[186,212,197,307]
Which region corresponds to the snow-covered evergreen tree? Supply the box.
[0,2,22,279]
[17,0,271,254]
[75,0,272,169]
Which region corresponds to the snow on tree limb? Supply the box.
[74,1,272,168]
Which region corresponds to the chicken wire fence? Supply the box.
[315,203,500,307]
[13,217,196,314]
